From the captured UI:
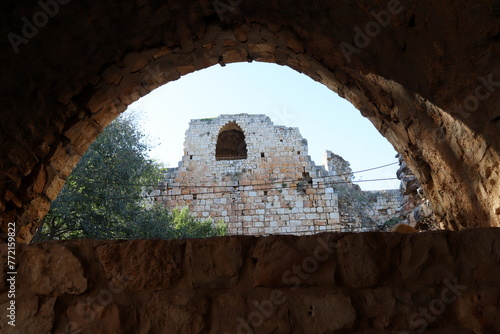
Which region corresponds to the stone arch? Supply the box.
[0,0,499,242]
[215,122,247,160]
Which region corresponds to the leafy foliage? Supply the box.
[125,206,227,240]
[35,113,227,241]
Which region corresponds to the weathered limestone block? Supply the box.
[399,232,455,286]
[252,235,337,287]
[143,293,210,334]
[17,244,87,296]
[359,287,398,329]
[96,239,185,291]
[293,293,357,332]
[187,237,244,288]
[455,287,500,334]
[337,233,399,288]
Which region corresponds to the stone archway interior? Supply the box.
[215,122,248,160]
[0,0,499,242]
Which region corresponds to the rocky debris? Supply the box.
[397,154,438,230]
[391,223,418,233]
[1,229,499,333]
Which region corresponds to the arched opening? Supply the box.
[215,122,247,160]
[0,0,499,243]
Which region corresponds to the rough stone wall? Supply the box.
[321,152,403,227]
[334,187,403,228]
[2,229,499,333]
[397,154,438,230]
[365,189,403,223]
[1,0,500,241]
[153,114,401,234]
[322,150,353,184]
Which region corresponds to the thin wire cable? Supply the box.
[334,162,399,176]
[56,177,399,203]
[67,161,400,188]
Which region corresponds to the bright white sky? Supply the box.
[127,62,400,191]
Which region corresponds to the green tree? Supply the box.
[35,113,226,241]
[169,207,227,239]
[129,206,227,240]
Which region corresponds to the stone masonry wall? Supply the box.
[154,114,341,235]
[323,152,403,227]
[365,189,403,223]
[152,114,401,234]
[333,186,403,228]
[2,229,500,333]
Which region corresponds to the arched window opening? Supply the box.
[216,122,247,160]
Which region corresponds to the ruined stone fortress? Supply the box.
[153,114,402,235]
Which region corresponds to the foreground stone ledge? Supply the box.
[1,229,499,333]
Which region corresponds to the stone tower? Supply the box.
[155,114,342,234]
[153,114,401,235]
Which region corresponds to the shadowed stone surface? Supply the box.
[0,0,500,241]
[1,229,499,333]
